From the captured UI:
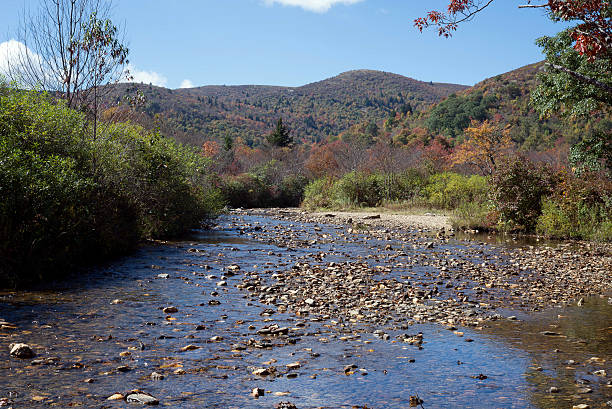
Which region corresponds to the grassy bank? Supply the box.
[0,85,223,287]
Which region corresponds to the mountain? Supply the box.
[101,70,468,147]
[386,62,611,151]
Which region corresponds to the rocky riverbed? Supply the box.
[0,209,610,408]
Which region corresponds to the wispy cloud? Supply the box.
[124,63,168,87]
[179,79,194,89]
[263,0,364,13]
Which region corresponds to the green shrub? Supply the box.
[0,85,222,286]
[536,172,612,240]
[424,172,489,209]
[222,174,270,208]
[382,169,428,203]
[451,201,494,231]
[302,177,339,210]
[221,170,308,208]
[279,174,309,207]
[337,171,383,207]
[489,156,555,232]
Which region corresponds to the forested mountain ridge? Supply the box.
[101,70,468,147]
[386,62,611,151]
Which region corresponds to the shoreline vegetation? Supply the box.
[222,166,611,241]
[1,82,609,289]
[0,84,223,287]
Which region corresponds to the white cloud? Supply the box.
[263,0,364,13]
[179,79,194,89]
[123,63,168,87]
[0,39,42,78]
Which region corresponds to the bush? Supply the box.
[222,174,270,208]
[450,201,494,231]
[337,171,383,207]
[302,178,339,210]
[278,174,309,207]
[0,85,222,286]
[489,156,555,232]
[536,172,612,241]
[424,172,489,209]
[221,170,309,208]
[382,169,428,203]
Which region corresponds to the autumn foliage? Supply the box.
[415,0,612,60]
[452,120,514,175]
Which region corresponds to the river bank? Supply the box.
[1,209,610,408]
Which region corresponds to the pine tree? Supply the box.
[266,117,292,147]
[223,134,233,151]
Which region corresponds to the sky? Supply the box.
[0,0,568,89]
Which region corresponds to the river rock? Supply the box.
[252,367,271,376]
[107,393,124,401]
[286,362,301,370]
[126,393,159,405]
[9,343,34,359]
[150,371,164,380]
[276,402,298,409]
[180,344,200,352]
[162,306,178,314]
[251,387,264,397]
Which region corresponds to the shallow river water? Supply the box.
[0,212,610,408]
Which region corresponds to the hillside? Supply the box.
[387,62,611,151]
[101,70,467,147]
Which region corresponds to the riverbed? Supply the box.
[1,210,610,408]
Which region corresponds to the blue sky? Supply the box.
[1,0,567,88]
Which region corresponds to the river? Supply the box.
[1,211,610,408]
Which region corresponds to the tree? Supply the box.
[531,28,612,118]
[7,0,129,114]
[81,11,129,139]
[452,120,514,175]
[416,1,611,172]
[266,117,292,147]
[223,133,234,151]
[569,124,612,175]
[415,1,612,96]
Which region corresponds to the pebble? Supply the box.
[162,306,178,314]
[150,372,164,380]
[126,393,159,405]
[9,343,34,359]
[251,388,264,398]
[276,403,298,409]
[180,345,200,352]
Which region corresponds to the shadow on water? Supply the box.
[0,213,609,408]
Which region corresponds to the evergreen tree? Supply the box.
[266,117,292,147]
[223,133,233,151]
